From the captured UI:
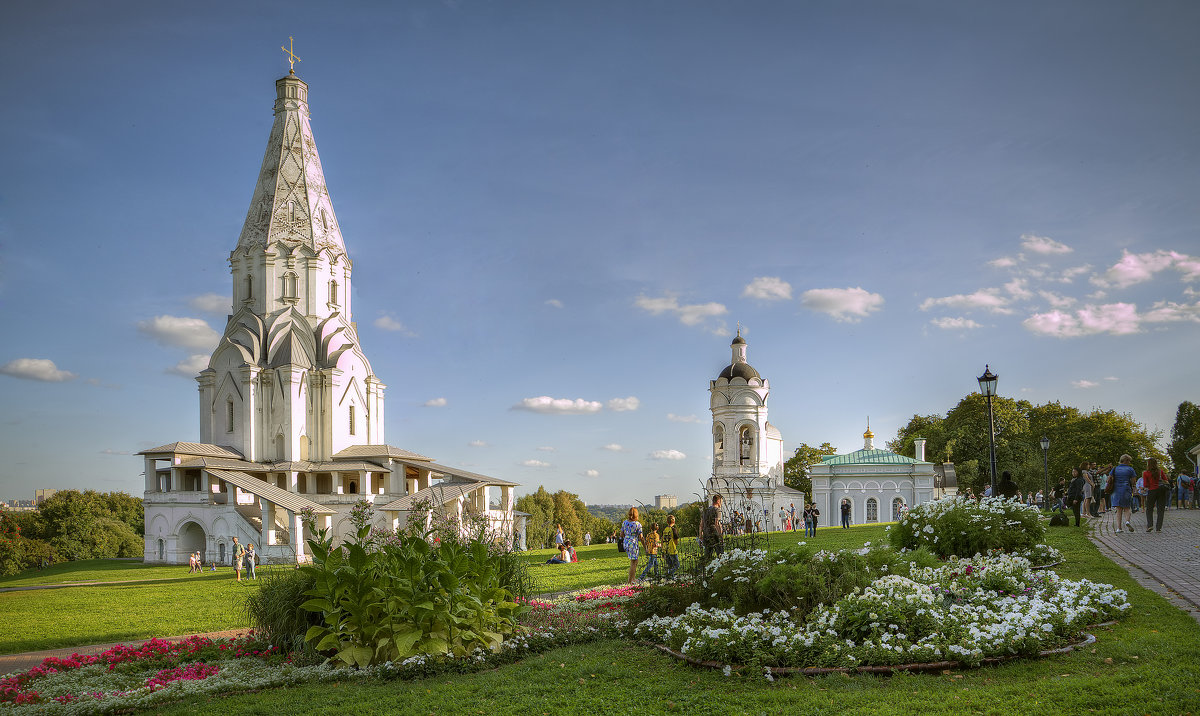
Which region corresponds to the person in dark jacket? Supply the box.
[1066,468,1087,527]
[996,471,1020,499]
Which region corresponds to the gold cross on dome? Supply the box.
[281,36,301,72]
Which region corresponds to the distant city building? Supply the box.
[34,489,57,505]
[141,66,519,566]
[654,494,677,510]
[706,331,804,530]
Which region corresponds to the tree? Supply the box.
[1168,401,1200,476]
[671,501,704,539]
[515,486,554,549]
[783,442,838,496]
[552,490,584,546]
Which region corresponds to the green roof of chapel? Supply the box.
[820,449,928,466]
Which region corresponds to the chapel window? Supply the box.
[866,498,879,522]
[349,405,356,436]
[714,426,724,465]
[244,275,253,302]
[329,280,338,305]
[226,400,235,433]
[739,427,754,464]
[282,272,298,300]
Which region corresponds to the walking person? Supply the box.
[188,551,197,574]
[664,515,680,577]
[232,537,246,582]
[622,508,644,584]
[553,524,565,548]
[699,494,724,561]
[246,543,257,580]
[639,524,661,580]
[1109,454,1138,533]
[840,498,851,529]
[1080,462,1095,520]
[789,503,797,532]
[1143,458,1169,532]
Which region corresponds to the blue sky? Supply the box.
[2,1,1197,505]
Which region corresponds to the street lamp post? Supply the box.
[977,365,999,494]
[1040,436,1050,512]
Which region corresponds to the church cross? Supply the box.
[281,36,301,72]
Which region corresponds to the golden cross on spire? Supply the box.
[281,36,301,72]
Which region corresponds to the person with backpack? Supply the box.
[638,524,661,580]
[1143,458,1168,532]
[699,494,724,561]
[1066,468,1087,527]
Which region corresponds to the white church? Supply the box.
[706,332,806,529]
[140,66,520,565]
[706,333,952,528]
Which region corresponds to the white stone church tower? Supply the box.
[707,331,804,530]
[139,67,519,565]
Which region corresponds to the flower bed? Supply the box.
[889,496,1046,559]
[632,549,1129,671]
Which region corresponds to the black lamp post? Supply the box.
[1040,436,1050,512]
[977,365,999,493]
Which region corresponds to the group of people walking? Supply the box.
[1061,455,1183,533]
[618,509,681,584]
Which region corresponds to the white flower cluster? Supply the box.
[635,552,1129,670]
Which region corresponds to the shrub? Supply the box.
[243,568,321,650]
[888,496,1044,558]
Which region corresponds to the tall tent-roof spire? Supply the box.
[235,60,346,255]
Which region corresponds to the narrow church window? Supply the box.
[739,427,753,464]
[866,498,879,522]
[349,405,356,435]
[282,272,298,299]
[244,275,253,302]
[713,426,724,464]
[329,280,338,305]
[226,400,235,432]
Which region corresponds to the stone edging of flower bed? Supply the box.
[1029,561,1063,571]
[642,620,1115,676]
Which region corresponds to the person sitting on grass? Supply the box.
[638,524,661,580]
[545,541,572,564]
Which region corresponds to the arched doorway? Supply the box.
[179,521,206,564]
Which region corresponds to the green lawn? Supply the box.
[521,525,890,593]
[0,558,217,588]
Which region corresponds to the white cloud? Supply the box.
[536,446,556,452]
[1038,291,1076,309]
[1004,278,1033,300]
[0,358,77,382]
[649,449,687,460]
[1022,303,1140,337]
[468,440,488,448]
[545,299,564,309]
[742,276,793,301]
[167,354,209,378]
[520,459,551,468]
[1142,300,1200,324]
[634,293,728,328]
[800,287,884,322]
[374,315,418,337]
[137,315,220,350]
[100,448,131,455]
[929,317,981,330]
[581,469,600,478]
[189,292,230,315]
[423,397,447,407]
[1087,290,1107,300]
[601,443,626,452]
[1059,265,1091,283]
[667,413,699,423]
[1021,234,1073,255]
[920,288,1011,315]
[513,396,603,414]
[989,256,1017,268]
[1072,380,1099,389]
[606,396,640,412]
[1104,376,1119,382]
[1094,249,1200,289]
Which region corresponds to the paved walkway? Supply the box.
[1087,504,1200,623]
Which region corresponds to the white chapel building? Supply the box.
[140,67,519,565]
[809,430,945,526]
[706,332,805,529]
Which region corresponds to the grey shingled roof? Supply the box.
[377,480,481,512]
[206,469,335,514]
[176,457,265,471]
[391,458,520,487]
[332,445,433,461]
[138,442,244,459]
[270,460,390,473]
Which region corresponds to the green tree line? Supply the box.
[885,394,1177,495]
[0,490,143,575]
[515,486,703,549]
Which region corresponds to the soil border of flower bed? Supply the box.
[641,620,1115,676]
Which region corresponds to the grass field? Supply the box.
[148,526,1200,715]
[7,524,1200,715]
[0,559,216,588]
